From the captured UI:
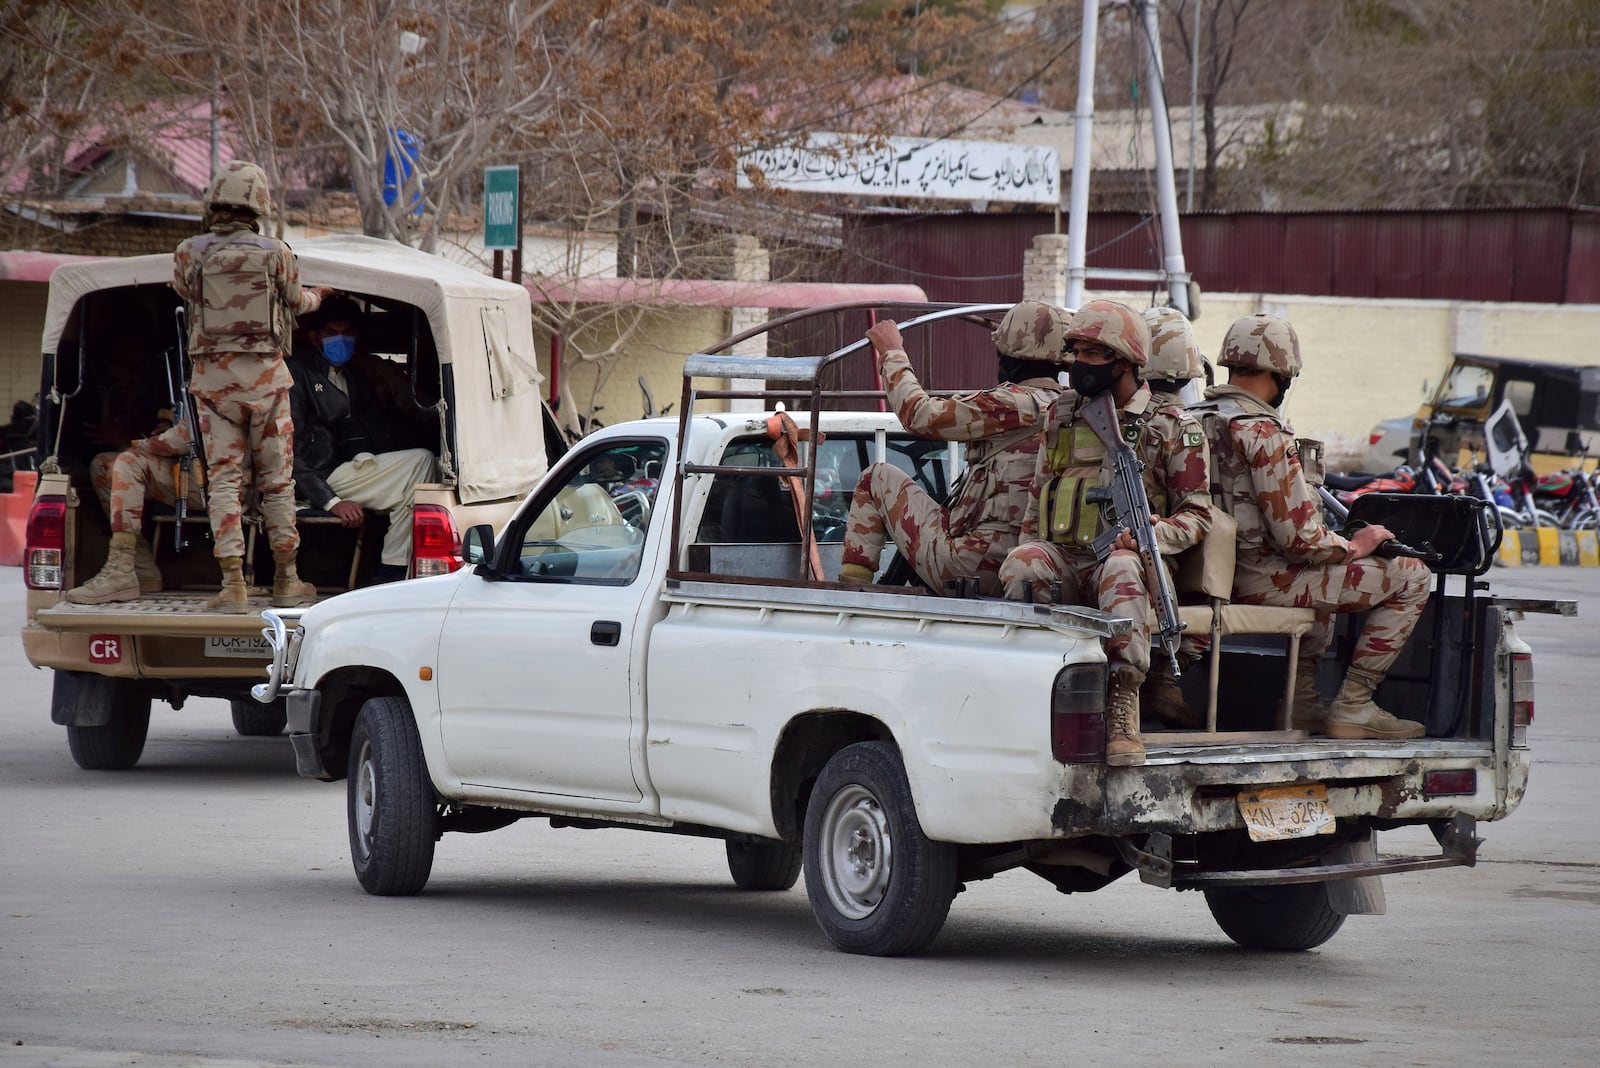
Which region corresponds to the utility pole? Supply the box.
[1187,0,1201,211]
[1138,0,1191,317]
[1064,0,1099,311]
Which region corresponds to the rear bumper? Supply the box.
[1051,740,1528,839]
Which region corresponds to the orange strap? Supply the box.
[765,412,824,581]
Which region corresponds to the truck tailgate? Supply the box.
[35,595,275,637]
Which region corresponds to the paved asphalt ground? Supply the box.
[2,566,1597,1067]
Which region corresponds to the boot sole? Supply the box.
[65,587,141,605]
[270,595,317,608]
[1106,750,1147,767]
[1323,721,1425,740]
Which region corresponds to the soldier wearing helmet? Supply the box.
[1000,299,1213,766]
[836,300,1069,596]
[172,160,331,614]
[1195,313,1431,740]
[1141,306,1207,406]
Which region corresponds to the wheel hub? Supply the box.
[820,785,892,920]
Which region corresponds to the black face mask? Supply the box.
[998,354,1062,386]
[1068,361,1120,397]
[1269,375,1292,409]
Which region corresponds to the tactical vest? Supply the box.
[187,232,285,354]
[1037,402,1165,548]
[1191,394,1274,554]
[947,385,1057,536]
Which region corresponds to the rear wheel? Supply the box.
[1204,882,1347,951]
[725,839,802,891]
[230,698,287,737]
[802,742,957,956]
[58,672,151,771]
[348,696,437,895]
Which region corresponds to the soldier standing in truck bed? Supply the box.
[172,160,329,613]
[835,300,1070,596]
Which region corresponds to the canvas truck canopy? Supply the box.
[41,235,547,505]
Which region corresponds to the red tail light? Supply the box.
[411,503,462,577]
[25,495,67,590]
[1052,664,1108,763]
[1423,769,1477,797]
[1369,431,1384,445]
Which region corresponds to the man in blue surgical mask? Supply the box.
[287,295,438,583]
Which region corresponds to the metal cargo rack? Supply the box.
[667,301,1011,587]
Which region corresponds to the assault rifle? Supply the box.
[1078,392,1186,678]
[165,306,208,552]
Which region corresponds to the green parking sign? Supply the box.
[483,166,519,250]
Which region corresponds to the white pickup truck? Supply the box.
[259,304,1568,956]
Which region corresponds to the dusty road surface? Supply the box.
[3,567,1597,1067]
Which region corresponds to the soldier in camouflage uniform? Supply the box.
[66,420,203,604]
[836,300,1069,595]
[1000,300,1212,766]
[1137,306,1211,727]
[1194,313,1430,740]
[172,160,329,613]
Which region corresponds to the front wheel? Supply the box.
[348,696,438,895]
[1204,882,1347,951]
[725,839,802,891]
[802,742,957,956]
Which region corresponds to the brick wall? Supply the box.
[1,213,196,258]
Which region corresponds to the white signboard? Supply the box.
[738,133,1060,205]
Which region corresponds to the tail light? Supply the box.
[25,495,67,590]
[1368,431,1384,446]
[411,503,462,577]
[1423,769,1477,797]
[1051,664,1108,763]
[1510,652,1534,740]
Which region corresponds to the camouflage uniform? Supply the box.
[172,216,319,561]
[1196,383,1430,678]
[839,302,1067,595]
[1000,385,1212,675]
[1195,313,1430,739]
[89,423,205,534]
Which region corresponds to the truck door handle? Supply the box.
[590,620,621,647]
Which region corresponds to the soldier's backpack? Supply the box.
[195,233,283,349]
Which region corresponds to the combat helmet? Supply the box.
[1140,307,1204,382]
[992,300,1072,364]
[1219,313,1302,377]
[203,160,271,217]
[1063,299,1150,368]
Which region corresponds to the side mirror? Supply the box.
[463,524,496,570]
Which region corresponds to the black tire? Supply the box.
[230,698,287,737]
[347,696,438,896]
[802,741,957,956]
[726,839,802,891]
[64,680,151,771]
[1204,882,1348,951]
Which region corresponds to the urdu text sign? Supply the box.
[738,134,1060,205]
[483,166,520,250]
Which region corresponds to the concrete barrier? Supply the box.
[1495,527,1600,567]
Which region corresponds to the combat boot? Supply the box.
[66,532,140,604]
[133,535,163,594]
[206,556,250,614]
[1289,660,1327,733]
[1142,658,1202,729]
[1105,667,1146,767]
[837,563,875,585]
[271,550,317,608]
[1324,667,1426,740]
